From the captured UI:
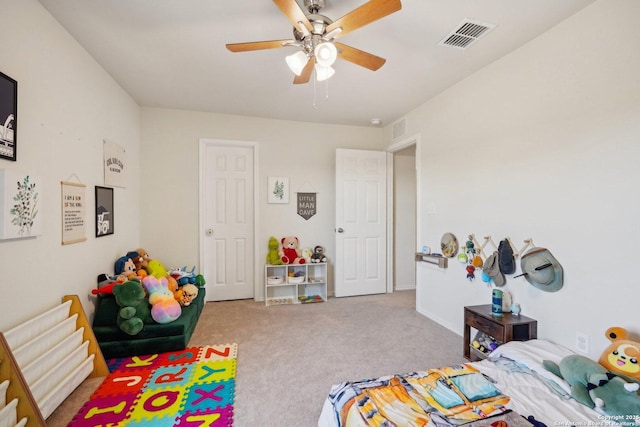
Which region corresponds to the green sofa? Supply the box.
[92,287,206,359]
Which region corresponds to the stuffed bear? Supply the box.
[142,275,182,324]
[279,236,305,264]
[599,326,640,382]
[266,236,284,265]
[543,354,640,417]
[311,245,327,263]
[112,279,153,335]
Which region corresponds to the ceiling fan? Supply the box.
[226,0,402,84]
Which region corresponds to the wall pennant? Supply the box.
[297,192,316,220]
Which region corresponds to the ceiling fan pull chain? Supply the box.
[312,70,318,109]
[324,79,329,101]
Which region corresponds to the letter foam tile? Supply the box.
[69,344,238,427]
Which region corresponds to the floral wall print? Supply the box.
[268,176,289,204]
[0,170,43,239]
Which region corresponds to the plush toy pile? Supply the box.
[93,248,206,335]
[266,236,329,265]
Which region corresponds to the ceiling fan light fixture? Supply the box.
[285,50,309,76]
[314,64,335,81]
[314,42,337,67]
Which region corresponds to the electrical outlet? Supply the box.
[576,332,590,355]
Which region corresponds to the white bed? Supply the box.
[318,339,610,427]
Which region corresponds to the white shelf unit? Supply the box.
[265,263,327,306]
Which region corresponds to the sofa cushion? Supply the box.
[93,287,206,359]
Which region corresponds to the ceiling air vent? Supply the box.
[439,19,496,50]
[392,117,407,140]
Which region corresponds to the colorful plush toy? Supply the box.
[114,255,137,281]
[142,275,182,324]
[543,354,640,417]
[266,236,284,265]
[174,284,199,306]
[599,326,640,382]
[169,266,197,285]
[311,245,327,263]
[147,259,169,278]
[279,236,305,264]
[112,279,153,335]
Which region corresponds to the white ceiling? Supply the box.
[37,0,597,127]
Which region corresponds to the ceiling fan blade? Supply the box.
[273,0,313,33]
[335,42,386,71]
[294,57,315,84]
[226,40,294,52]
[326,0,402,38]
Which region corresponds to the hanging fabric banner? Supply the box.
[103,139,127,188]
[61,181,86,244]
[297,192,316,220]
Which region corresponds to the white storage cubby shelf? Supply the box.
[265,263,327,306]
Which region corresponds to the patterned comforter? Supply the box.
[325,364,514,427]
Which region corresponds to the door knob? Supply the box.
[337,228,344,233]
[206,228,214,236]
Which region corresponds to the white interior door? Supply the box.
[200,140,255,301]
[335,148,387,297]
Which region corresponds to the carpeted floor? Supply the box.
[48,290,464,427]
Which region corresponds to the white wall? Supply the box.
[393,145,416,290]
[0,0,141,331]
[393,0,640,359]
[139,107,385,298]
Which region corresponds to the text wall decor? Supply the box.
[297,192,316,220]
[103,139,126,188]
[61,181,87,244]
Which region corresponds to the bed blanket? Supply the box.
[325,363,513,427]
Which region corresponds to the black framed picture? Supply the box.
[95,186,114,237]
[0,71,17,162]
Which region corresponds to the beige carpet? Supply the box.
[48,290,464,427]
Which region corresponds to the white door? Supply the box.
[200,140,255,301]
[335,148,387,297]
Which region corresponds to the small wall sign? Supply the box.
[297,192,316,220]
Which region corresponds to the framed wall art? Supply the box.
[0,170,42,239]
[95,186,114,237]
[268,176,289,204]
[0,71,17,162]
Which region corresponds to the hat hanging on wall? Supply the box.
[482,252,505,287]
[517,247,563,292]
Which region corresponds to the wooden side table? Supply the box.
[463,304,538,361]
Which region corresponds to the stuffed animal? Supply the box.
[543,354,640,417]
[147,259,169,278]
[114,255,137,281]
[279,236,305,264]
[169,266,197,285]
[311,245,327,263]
[142,275,182,324]
[91,273,120,295]
[174,284,199,306]
[112,279,153,335]
[266,236,284,265]
[599,326,640,382]
[134,248,151,271]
